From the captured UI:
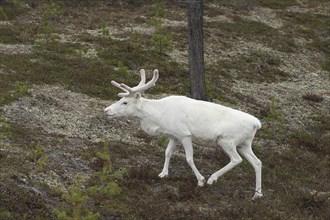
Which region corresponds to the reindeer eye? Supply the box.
[122,101,128,105]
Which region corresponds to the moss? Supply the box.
[288,115,330,154]
[0,208,11,219]
[0,50,116,100]
[206,17,297,53]
[0,5,27,20]
[0,7,8,21]
[296,192,330,218]
[210,52,288,84]
[0,74,32,106]
[321,56,330,72]
[251,0,298,9]
[282,11,330,54]
[0,32,189,100]
[302,93,324,102]
[309,38,330,54]
[0,27,19,44]
[0,179,52,219]
[133,130,153,143]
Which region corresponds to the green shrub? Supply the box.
[0,208,11,219]
[0,120,12,140]
[54,176,100,220]
[116,61,130,76]
[36,156,48,172]
[0,7,8,21]
[30,143,45,162]
[150,10,172,55]
[13,81,29,96]
[89,139,126,197]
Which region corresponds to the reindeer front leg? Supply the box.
[159,138,177,178]
[181,137,205,186]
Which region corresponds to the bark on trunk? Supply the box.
[187,0,208,101]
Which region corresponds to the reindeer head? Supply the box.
[104,69,159,119]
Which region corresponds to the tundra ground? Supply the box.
[0,0,329,219]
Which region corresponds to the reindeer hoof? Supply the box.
[198,177,205,187]
[252,192,263,200]
[207,176,217,185]
[158,172,168,178]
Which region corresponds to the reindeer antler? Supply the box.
[111,69,159,97]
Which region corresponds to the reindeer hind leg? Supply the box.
[207,139,242,185]
[237,141,263,199]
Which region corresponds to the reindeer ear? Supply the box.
[134,93,141,99]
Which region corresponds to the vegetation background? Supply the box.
[0,0,329,219]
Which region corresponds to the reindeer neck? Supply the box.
[136,98,166,122]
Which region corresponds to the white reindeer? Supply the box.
[104,69,263,199]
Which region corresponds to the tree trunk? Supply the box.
[187,0,208,101]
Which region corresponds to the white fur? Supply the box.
[105,70,263,199]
